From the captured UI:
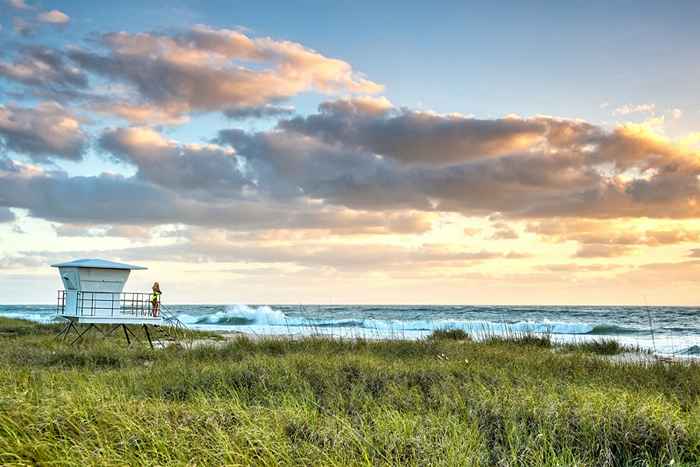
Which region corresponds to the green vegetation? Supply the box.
[0,318,698,466]
[481,331,553,348]
[427,328,471,341]
[561,338,631,356]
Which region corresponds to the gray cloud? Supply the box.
[266,99,700,218]
[0,155,432,234]
[0,102,88,161]
[279,98,549,166]
[12,18,35,37]
[0,45,88,92]
[99,126,249,197]
[217,105,700,219]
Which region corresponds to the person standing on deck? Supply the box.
[151,282,162,317]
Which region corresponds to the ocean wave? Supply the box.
[307,320,366,328]
[661,326,699,333]
[0,311,58,324]
[676,345,700,355]
[586,324,645,335]
[175,305,650,337]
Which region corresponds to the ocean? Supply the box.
[2,304,699,357]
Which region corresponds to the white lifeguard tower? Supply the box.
[52,258,183,347]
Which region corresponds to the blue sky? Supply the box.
[1,0,700,304]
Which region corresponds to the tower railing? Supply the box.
[56,290,161,319]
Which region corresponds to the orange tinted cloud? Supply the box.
[68,26,383,123]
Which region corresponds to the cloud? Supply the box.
[0,102,88,161]
[17,234,522,272]
[36,9,69,24]
[214,99,700,219]
[613,103,655,116]
[0,45,88,91]
[0,254,46,269]
[0,154,434,235]
[7,0,32,10]
[104,225,152,239]
[68,25,382,123]
[536,263,622,272]
[53,222,152,239]
[574,244,633,258]
[12,17,35,37]
[279,97,548,166]
[215,126,418,205]
[528,219,700,246]
[620,260,700,284]
[52,223,93,237]
[2,90,700,249]
[91,102,190,125]
[99,126,247,196]
[489,221,519,240]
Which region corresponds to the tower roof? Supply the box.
[51,258,147,270]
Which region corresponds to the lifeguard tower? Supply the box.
[53,259,186,347]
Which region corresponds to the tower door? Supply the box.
[62,270,79,290]
[59,269,80,316]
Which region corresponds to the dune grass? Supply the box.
[561,338,633,356]
[427,328,472,341]
[0,318,698,465]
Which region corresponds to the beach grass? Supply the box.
[0,317,698,466]
[427,328,472,341]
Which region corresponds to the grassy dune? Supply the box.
[0,317,698,466]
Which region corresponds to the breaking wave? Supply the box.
[179,305,287,326]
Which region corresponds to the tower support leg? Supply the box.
[71,324,94,345]
[57,320,79,341]
[143,324,154,350]
[122,324,131,345]
[56,320,71,340]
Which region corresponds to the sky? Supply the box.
[1,1,700,305]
